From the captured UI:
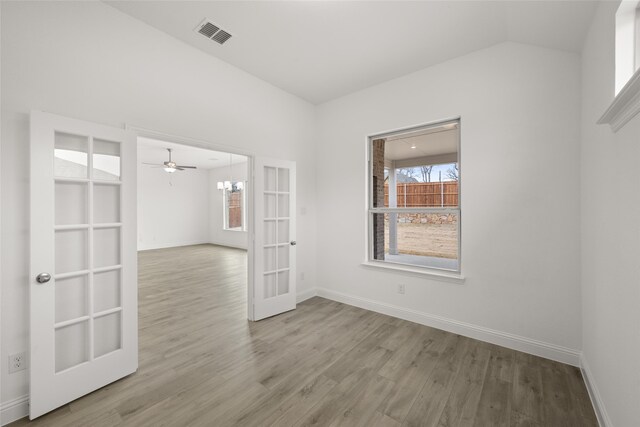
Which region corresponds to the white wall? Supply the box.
[580,2,640,426]
[316,42,583,361]
[4,1,631,424]
[208,163,249,250]
[0,1,317,409]
[138,167,211,251]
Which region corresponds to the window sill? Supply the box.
[223,228,246,232]
[598,68,640,132]
[361,261,466,284]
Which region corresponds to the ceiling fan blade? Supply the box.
[142,162,163,166]
[176,165,197,169]
[175,167,185,171]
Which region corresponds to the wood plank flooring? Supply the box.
[11,244,597,426]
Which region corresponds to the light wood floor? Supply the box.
[12,244,597,426]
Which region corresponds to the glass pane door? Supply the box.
[253,157,296,320]
[53,133,123,372]
[262,166,291,298]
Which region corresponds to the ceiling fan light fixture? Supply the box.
[164,167,177,173]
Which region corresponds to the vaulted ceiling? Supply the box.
[107,1,598,104]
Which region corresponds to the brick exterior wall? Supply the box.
[371,139,385,260]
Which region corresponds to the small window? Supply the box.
[615,1,640,94]
[636,5,640,71]
[223,182,246,231]
[368,119,460,273]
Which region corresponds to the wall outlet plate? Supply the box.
[9,352,27,374]
[398,284,406,294]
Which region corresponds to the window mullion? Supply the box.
[370,207,460,214]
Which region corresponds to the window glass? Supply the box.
[224,182,246,231]
[369,120,460,272]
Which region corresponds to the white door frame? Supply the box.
[127,126,257,320]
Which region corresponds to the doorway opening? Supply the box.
[136,136,251,327]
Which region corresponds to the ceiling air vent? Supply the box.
[195,19,233,45]
[212,30,232,45]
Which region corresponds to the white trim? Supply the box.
[1,395,28,426]
[365,118,462,275]
[580,353,612,427]
[296,287,317,303]
[361,261,465,284]
[126,125,253,158]
[370,207,459,214]
[222,183,247,232]
[614,1,640,94]
[599,66,640,132]
[316,288,581,366]
[368,116,461,140]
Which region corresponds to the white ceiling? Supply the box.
[106,1,598,104]
[138,137,247,170]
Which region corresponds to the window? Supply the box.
[368,119,460,273]
[636,5,640,71]
[223,182,246,231]
[615,1,640,94]
[600,1,640,131]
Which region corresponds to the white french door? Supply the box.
[29,111,137,419]
[252,157,296,320]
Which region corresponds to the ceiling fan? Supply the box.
[143,148,197,173]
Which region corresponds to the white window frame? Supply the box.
[615,1,640,94]
[636,5,640,71]
[223,182,247,232]
[364,118,463,279]
[599,1,640,131]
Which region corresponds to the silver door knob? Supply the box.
[36,273,51,284]
[290,241,296,246]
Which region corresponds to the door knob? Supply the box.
[290,241,296,246]
[36,273,51,284]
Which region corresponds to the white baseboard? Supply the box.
[1,395,28,426]
[296,287,317,303]
[137,240,211,251]
[580,353,611,427]
[316,287,581,366]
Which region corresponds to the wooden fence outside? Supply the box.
[384,181,459,208]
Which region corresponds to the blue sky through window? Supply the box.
[394,162,458,183]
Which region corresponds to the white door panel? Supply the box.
[253,158,296,320]
[30,111,137,419]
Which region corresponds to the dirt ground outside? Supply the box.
[384,222,458,259]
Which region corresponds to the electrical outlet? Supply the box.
[398,284,406,294]
[9,352,27,374]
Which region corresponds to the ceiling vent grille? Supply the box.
[195,19,232,45]
[198,22,219,38]
[212,30,232,45]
